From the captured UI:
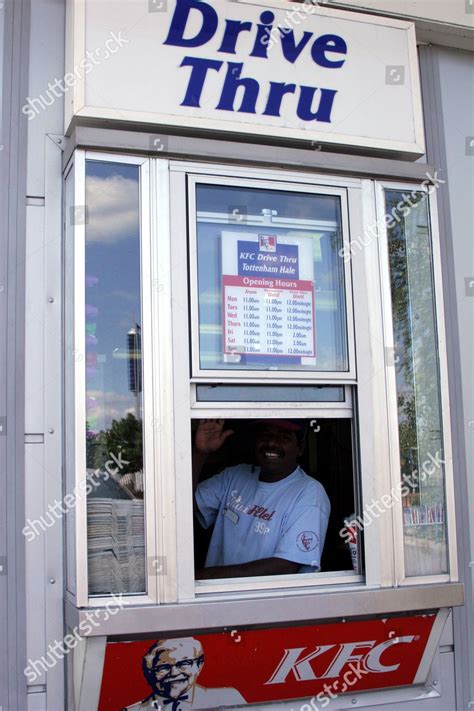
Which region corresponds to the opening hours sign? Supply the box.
[222,232,316,365]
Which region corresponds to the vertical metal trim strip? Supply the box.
[419,44,473,711]
[1,0,30,708]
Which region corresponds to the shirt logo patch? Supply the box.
[296,531,319,552]
[227,491,275,520]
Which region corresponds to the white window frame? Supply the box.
[191,384,351,411]
[64,153,458,608]
[375,180,458,586]
[170,163,394,600]
[187,173,356,382]
[66,150,163,607]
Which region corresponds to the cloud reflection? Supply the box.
[86,174,139,244]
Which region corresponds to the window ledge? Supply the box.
[66,582,463,637]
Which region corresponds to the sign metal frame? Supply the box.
[65,0,426,158]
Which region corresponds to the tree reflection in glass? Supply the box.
[386,190,447,576]
[84,160,145,595]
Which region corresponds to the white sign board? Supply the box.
[64,0,425,155]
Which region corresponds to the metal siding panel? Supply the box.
[66,587,464,638]
[437,46,474,558]
[24,443,47,686]
[27,691,47,711]
[64,126,436,180]
[24,0,67,707]
[322,0,472,27]
[439,609,454,648]
[1,0,30,708]
[43,129,66,711]
[74,637,107,711]
[25,0,65,197]
[419,44,474,711]
[25,204,45,433]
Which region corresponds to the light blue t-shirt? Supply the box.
[195,464,330,570]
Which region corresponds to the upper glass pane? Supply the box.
[84,160,145,595]
[385,189,447,576]
[195,184,348,373]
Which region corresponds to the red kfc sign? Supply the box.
[98,613,440,710]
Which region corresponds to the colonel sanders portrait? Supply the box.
[123,637,245,710]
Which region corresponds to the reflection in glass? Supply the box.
[85,160,145,595]
[386,190,447,576]
[196,385,344,402]
[195,185,348,373]
[65,169,77,595]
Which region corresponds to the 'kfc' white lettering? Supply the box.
[265,636,417,684]
[364,636,416,673]
[323,641,375,678]
[265,646,335,684]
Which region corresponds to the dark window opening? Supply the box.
[192,418,355,580]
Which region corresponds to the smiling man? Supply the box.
[193,418,330,580]
[124,637,244,710]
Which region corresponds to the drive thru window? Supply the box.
[64,153,456,606]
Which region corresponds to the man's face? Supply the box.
[255,424,304,478]
[150,646,203,699]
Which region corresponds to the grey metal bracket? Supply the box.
[47,134,66,151]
